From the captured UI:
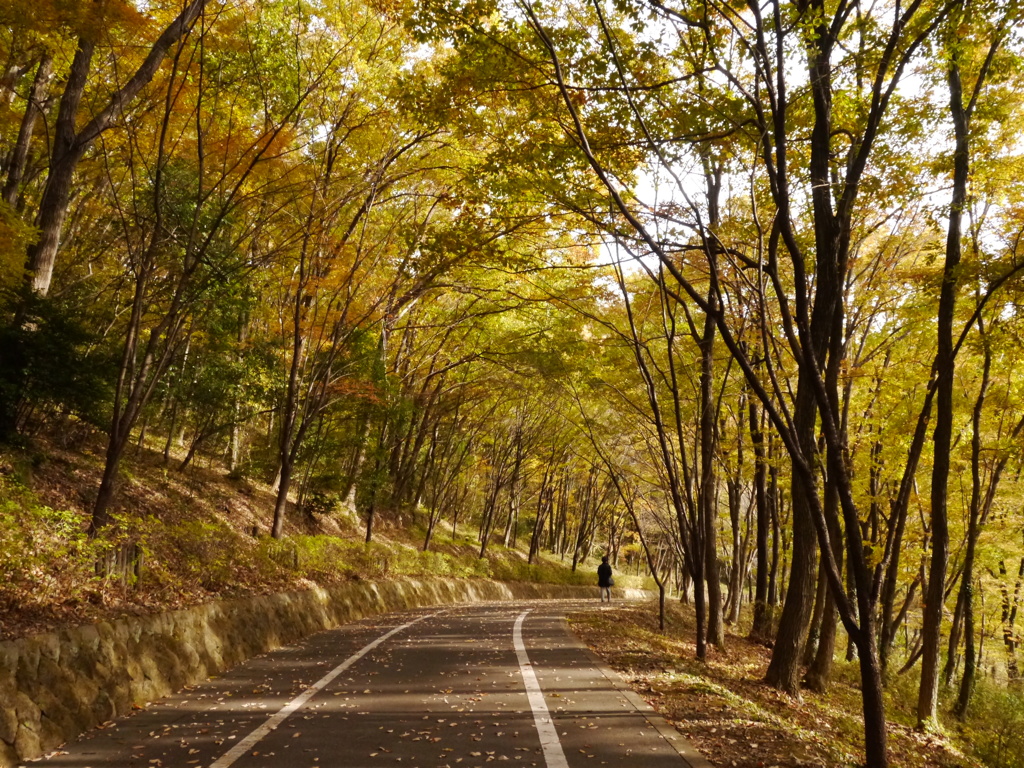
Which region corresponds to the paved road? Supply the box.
[33,601,710,768]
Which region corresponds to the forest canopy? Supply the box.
[3,0,1024,766]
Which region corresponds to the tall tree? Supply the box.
[26,0,211,297]
[919,4,1005,729]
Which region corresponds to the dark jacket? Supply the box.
[597,562,613,588]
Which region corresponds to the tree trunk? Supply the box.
[3,55,52,207]
[918,44,970,731]
[749,396,772,642]
[1000,558,1024,682]
[726,476,743,625]
[478,471,502,558]
[699,297,724,649]
[423,511,438,552]
[365,499,376,543]
[228,407,244,473]
[943,586,966,687]
[502,442,524,548]
[272,459,292,539]
[768,438,781,613]
[529,477,551,564]
[804,563,828,666]
[693,557,708,661]
[805,591,838,692]
[765,376,819,693]
[805,476,843,691]
[27,0,210,295]
[855,623,889,768]
[91,453,122,534]
[957,324,1010,716]
[28,40,93,295]
[274,347,302,540]
[954,575,978,717]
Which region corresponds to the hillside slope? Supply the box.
[0,434,603,641]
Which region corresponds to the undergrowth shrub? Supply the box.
[0,291,114,439]
[964,680,1024,768]
[0,482,97,607]
[140,516,260,594]
[105,518,579,598]
[0,465,600,637]
[488,556,591,585]
[882,663,924,729]
[270,537,492,582]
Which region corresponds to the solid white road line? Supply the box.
[208,612,437,768]
[513,610,570,768]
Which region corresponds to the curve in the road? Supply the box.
[32,600,712,768]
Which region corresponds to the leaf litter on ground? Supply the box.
[568,604,978,768]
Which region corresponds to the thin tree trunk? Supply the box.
[272,457,293,540]
[804,562,828,666]
[957,328,1020,714]
[854,621,889,768]
[1000,558,1024,681]
[3,55,52,207]
[943,586,967,687]
[919,41,972,730]
[805,474,843,691]
[726,476,743,625]
[274,306,305,539]
[750,396,772,642]
[529,473,552,564]
[768,436,781,612]
[806,591,838,692]
[478,469,503,558]
[700,296,724,649]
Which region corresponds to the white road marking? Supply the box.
[513,610,570,768]
[209,612,437,768]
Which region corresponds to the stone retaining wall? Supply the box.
[0,579,642,767]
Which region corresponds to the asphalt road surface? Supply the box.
[33,600,711,768]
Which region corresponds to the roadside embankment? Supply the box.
[0,577,647,766]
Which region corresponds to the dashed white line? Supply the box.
[208,612,437,768]
[513,610,570,768]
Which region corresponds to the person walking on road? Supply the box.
[597,555,613,602]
